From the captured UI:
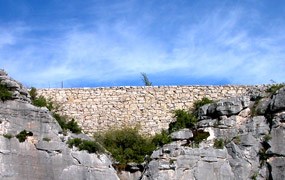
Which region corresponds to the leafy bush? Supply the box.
[192,130,210,145]
[193,97,214,111]
[97,127,156,164]
[214,138,224,149]
[169,109,197,133]
[3,133,13,139]
[43,137,51,142]
[266,84,284,94]
[30,88,82,134]
[67,138,104,153]
[152,129,171,147]
[66,119,82,134]
[53,113,82,134]
[263,134,272,142]
[16,130,33,142]
[0,84,12,101]
[29,87,55,110]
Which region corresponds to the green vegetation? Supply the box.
[214,138,224,149]
[29,88,81,134]
[151,129,171,147]
[43,137,51,142]
[67,138,104,153]
[263,134,272,142]
[251,172,258,180]
[169,109,197,133]
[266,83,284,94]
[141,72,152,86]
[95,127,155,164]
[193,97,214,111]
[3,133,13,139]
[29,87,54,110]
[233,136,241,145]
[16,130,33,142]
[192,130,210,145]
[0,84,13,101]
[53,113,82,134]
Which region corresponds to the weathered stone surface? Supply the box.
[0,72,119,180]
[269,125,285,155]
[208,96,250,116]
[268,157,285,180]
[270,87,285,112]
[170,128,193,140]
[255,97,271,115]
[37,85,266,135]
[0,70,30,103]
[141,92,285,180]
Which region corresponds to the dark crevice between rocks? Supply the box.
[71,154,82,165]
[266,162,273,180]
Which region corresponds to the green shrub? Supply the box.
[214,138,224,149]
[263,134,272,142]
[29,87,54,110]
[53,113,81,134]
[66,119,82,134]
[3,133,13,139]
[152,129,171,147]
[0,84,13,101]
[16,130,33,142]
[169,109,197,133]
[192,130,210,145]
[233,136,241,145]
[266,84,284,94]
[32,95,48,107]
[98,127,155,164]
[67,138,104,153]
[193,97,214,111]
[43,137,51,142]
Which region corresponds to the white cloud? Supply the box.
[0,1,284,87]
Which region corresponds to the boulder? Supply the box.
[269,87,285,112]
[207,96,250,116]
[170,128,193,140]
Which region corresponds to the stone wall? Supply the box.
[37,85,262,135]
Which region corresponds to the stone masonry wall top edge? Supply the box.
[38,84,268,90]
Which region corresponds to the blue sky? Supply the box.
[0,0,284,88]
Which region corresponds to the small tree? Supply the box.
[141,72,152,86]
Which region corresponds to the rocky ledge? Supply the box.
[141,87,285,180]
[0,69,119,179]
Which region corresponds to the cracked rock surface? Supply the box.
[0,70,119,180]
[142,88,285,180]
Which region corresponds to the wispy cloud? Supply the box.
[0,1,284,87]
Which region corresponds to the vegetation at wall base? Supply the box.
[152,129,171,147]
[169,109,197,133]
[29,87,54,110]
[29,88,81,134]
[95,127,156,165]
[193,97,214,111]
[0,84,13,101]
[67,138,104,153]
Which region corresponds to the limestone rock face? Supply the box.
[0,71,119,180]
[270,87,285,112]
[0,69,30,103]
[142,89,285,180]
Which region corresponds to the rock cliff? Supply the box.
[0,69,119,180]
[141,87,285,180]
[1,69,284,180]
